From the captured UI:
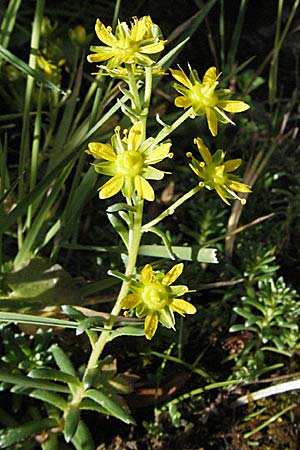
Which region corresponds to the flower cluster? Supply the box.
[87,122,173,201]
[87,16,164,68]
[187,137,252,204]
[171,66,249,136]
[122,263,196,340]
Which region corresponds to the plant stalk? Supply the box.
[85,197,144,371]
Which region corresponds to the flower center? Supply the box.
[141,282,170,310]
[114,39,139,62]
[204,164,226,187]
[190,84,218,113]
[116,150,144,176]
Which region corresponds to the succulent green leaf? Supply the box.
[84,389,135,424]
[79,398,107,414]
[0,369,69,393]
[233,307,258,322]
[138,244,218,263]
[71,420,95,450]
[0,418,57,448]
[64,405,80,443]
[107,213,129,248]
[28,368,80,386]
[29,389,67,411]
[76,317,105,335]
[50,345,76,376]
[108,325,145,341]
[106,203,136,213]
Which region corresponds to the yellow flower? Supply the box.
[122,263,196,340]
[170,66,249,136]
[187,138,252,205]
[87,122,173,201]
[87,16,165,68]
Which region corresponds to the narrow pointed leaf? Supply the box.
[29,389,67,411]
[71,420,95,450]
[0,45,64,93]
[0,369,69,393]
[138,244,218,263]
[64,405,80,443]
[50,345,76,376]
[108,325,145,341]
[84,389,135,424]
[28,368,80,386]
[0,418,58,448]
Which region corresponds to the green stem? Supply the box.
[153,107,194,145]
[126,64,141,113]
[142,184,203,230]
[85,197,144,371]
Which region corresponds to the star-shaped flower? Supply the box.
[188,137,252,204]
[87,16,165,68]
[87,122,173,201]
[170,66,249,136]
[121,263,196,340]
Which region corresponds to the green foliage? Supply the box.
[0,326,53,375]
[230,275,300,379]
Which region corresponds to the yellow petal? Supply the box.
[130,17,146,41]
[144,143,171,164]
[144,312,158,340]
[202,66,217,85]
[215,185,230,205]
[170,68,192,89]
[135,176,155,201]
[171,299,196,315]
[87,142,116,161]
[218,100,249,113]
[162,263,184,286]
[122,294,140,309]
[224,159,241,172]
[95,19,115,46]
[141,264,155,284]
[174,96,192,109]
[99,174,124,199]
[194,137,212,165]
[205,107,218,136]
[128,122,143,151]
[228,180,252,193]
[87,52,115,63]
[140,41,165,54]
